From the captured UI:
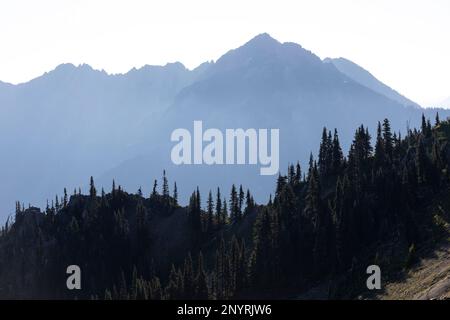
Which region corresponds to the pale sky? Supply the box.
[0,0,449,106]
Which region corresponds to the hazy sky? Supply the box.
[0,0,449,106]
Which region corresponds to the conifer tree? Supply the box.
[421,113,427,134]
[215,188,222,226]
[416,136,428,185]
[245,189,254,215]
[383,118,393,160]
[229,236,246,295]
[188,191,202,243]
[288,164,295,185]
[230,185,239,223]
[162,170,169,199]
[196,187,201,218]
[55,195,60,212]
[183,253,195,299]
[250,208,273,288]
[167,264,182,299]
[173,182,178,206]
[318,127,332,177]
[214,238,227,299]
[222,198,228,225]
[374,121,385,168]
[63,188,68,208]
[295,161,302,185]
[307,153,314,182]
[206,190,214,232]
[304,162,321,226]
[136,200,148,247]
[332,129,343,174]
[333,175,356,270]
[426,119,432,137]
[238,185,245,218]
[195,252,209,299]
[151,180,158,198]
[89,176,97,198]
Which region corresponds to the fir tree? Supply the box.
[222,198,228,225]
[238,185,245,218]
[195,252,209,299]
[295,161,302,185]
[89,176,97,198]
[216,188,222,226]
[173,182,178,206]
[188,190,202,244]
[206,190,214,232]
[383,118,393,159]
[230,185,239,223]
[151,180,158,198]
[162,170,169,199]
[374,121,385,168]
[183,253,195,299]
[63,188,68,208]
[332,129,343,174]
[421,113,427,134]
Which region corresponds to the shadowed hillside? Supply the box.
[1,115,449,299]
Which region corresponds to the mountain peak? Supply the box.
[53,63,77,72]
[51,63,101,75]
[27,63,109,85]
[251,32,276,41]
[244,33,280,48]
[163,61,187,70]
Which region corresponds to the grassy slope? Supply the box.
[376,238,449,300]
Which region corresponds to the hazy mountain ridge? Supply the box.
[0,33,449,221]
[324,57,420,108]
[102,34,445,209]
[0,61,199,219]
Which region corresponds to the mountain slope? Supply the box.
[0,62,200,218]
[0,33,449,222]
[97,34,449,209]
[1,116,449,300]
[378,240,450,300]
[325,57,420,108]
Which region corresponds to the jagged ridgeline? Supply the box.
[0,115,449,300]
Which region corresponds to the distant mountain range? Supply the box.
[0,33,448,221]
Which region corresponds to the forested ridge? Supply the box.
[0,114,449,299]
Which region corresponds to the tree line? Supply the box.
[0,114,449,299]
